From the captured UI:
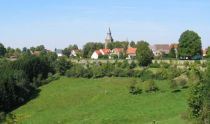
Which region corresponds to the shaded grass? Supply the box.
[13,77,189,124]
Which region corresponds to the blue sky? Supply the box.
[0,0,209,50]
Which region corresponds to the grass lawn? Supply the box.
[13,77,190,124]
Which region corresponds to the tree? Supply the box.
[0,43,6,57]
[56,57,72,75]
[130,41,136,47]
[169,47,176,58]
[82,42,104,58]
[136,41,153,66]
[178,30,202,59]
[188,63,210,123]
[63,44,78,57]
[207,47,210,58]
[35,45,45,51]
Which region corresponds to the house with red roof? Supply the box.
[91,49,111,59]
[126,47,137,59]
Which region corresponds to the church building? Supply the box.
[105,28,114,48]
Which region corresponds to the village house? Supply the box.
[91,49,111,59]
[202,49,208,57]
[150,44,170,56]
[55,49,63,57]
[126,47,137,59]
[170,43,178,58]
[70,49,81,57]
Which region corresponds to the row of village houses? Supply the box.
[90,44,208,60]
[91,44,177,59]
[54,44,208,60]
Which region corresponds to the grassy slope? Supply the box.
[13,77,189,124]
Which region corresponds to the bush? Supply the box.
[160,62,170,68]
[56,57,72,75]
[41,73,60,85]
[143,80,158,93]
[170,79,179,91]
[170,75,188,92]
[129,61,137,69]
[155,68,168,80]
[179,77,188,88]
[129,79,142,95]
[65,64,86,78]
[141,69,154,81]
[92,65,105,78]
[149,62,160,68]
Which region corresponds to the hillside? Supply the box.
[13,77,189,124]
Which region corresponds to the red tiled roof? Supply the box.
[127,47,137,54]
[113,48,124,53]
[154,44,170,51]
[95,50,102,55]
[101,49,111,55]
[170,43,178,49]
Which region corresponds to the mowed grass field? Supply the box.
[13,77,190,124]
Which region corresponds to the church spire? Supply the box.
[105,28,114,48]
[108,27,111,34]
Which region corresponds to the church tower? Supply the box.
[105,28,114,48]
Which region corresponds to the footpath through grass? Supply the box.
[13,77,189,124]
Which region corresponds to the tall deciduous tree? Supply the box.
[169,48,176,58]
[178,30,202,58]
[136,41,153,66]
[130,41,136,48]
[0,43,6,57]
[82,42,104,58]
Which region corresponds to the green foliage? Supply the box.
[82,42,104,58]
[130,41,136,48]
[121,60,129,68]
[129,79,142,95]
[56,57,72,75]
[178,30,202,58]
[170,80,179,91]
[63,44,78,57]
[12,78,188,124]
[136,41,154,66]
[170,75,188,92]
[149,61,160,68]
[169,47,176,58]
[207,47,210,58]
[66,64,86,77]
[188,63,210,123]
[0,65,34,111]
[12,55,52,83]
[98,55,109,59]
[129,60,137,69]
[0,43,6,57]
[188,83,204,118]
[143,80,159,93]
[107,41,129,50]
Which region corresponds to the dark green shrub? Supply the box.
[143,80,159,93]
[149,62,160,68]
[65,64,86,78]
[155,68,168,80]
[129,61,137,69]
[160,62,170,68]
[170,79,179,92]
[141,69,154,80]
[129,79,142,95]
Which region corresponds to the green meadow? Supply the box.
[13,77,190,124]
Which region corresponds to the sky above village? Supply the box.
[0,0,210,50]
